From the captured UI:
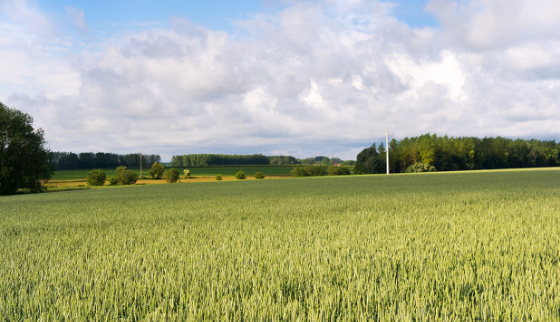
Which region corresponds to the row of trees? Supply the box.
[170,154,355,167]
[170,154,271,167]
[356,133,560,174]
[49,152,161,170]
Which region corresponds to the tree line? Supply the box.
[48,152,161,170]
[356,133,560,174]
[170,154,270,167]
[170,154,355,167]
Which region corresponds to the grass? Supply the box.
[50,165,294,181]
[2,169,560,320]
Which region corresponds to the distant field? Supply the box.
[50,165,294,180]
[2,169,560,320]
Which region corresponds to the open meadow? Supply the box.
[2,169,560,320]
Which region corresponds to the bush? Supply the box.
[327,166,352,176]
[108,177,117,185]
[86,169,106,186]
[184,169,191,178]
[163,168,180,183]
[405,162,436,173]
[215,175,222,181]
[290,166,325,177]
[254,172,265,179]
[114,166,138,185]
[148,162,165,179]
[234,170,246,180]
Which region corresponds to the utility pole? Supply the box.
[386,130,389,175]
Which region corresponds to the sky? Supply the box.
[1,0,560,161]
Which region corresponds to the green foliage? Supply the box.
[215,175,222,181]
[48,152,161,171]
[327,166,352,175]
[234,170,246,180]
[163,168,180,183]
[183,169,191,178]
[148,162,165,179]
[253,172,265,179]
[354,143,386,174]
[269,155,297,165]
[405,162,436,173]
[358,133,560,174]
[290,166,325,177]
[0,102,53,195]
[2,170,560,320]
[108,177,117,185]
[86,169,106,186]
[114,166,138,185]
[171,154,270,167]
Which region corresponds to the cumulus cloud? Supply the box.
[2,0,560,160]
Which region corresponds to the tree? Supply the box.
[86,169,106,186]
[163,168,179,183]
[0,103,53,195]
[113,166,138,185]
[148,162,165,179]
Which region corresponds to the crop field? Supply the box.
[50,165,293,181]
[2,169,560,320]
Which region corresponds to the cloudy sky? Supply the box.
[1,0,559,161]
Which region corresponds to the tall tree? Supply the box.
[0,102,53,195]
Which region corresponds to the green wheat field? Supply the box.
[2,169,560,320]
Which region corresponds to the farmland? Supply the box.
[49,165,294,181]
[2,169,560,320]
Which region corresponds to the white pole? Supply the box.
[386,130,389,175]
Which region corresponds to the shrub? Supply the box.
[216,175,222,181]
[254,172,265,179]
[327,166,352,176]
[405,162,436,173]
[183,169,191,178]
[114,166,138,185]
[163,168,180,183]
[86,169,106,186]
[148,162,165,179]
[290,166,325,177]
[108,177,117,185]
[234,170,246,180]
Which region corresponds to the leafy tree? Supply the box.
[183,169,191,178]
[234,170,246,179]
[114,166,138,185]
[0,103,53,195]
[253,172,265,179]
[86,169,106,186]
[163,168,179,183]
[148,162,165,179]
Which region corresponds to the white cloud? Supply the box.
[65,5,89,35]
[2,0,560,160]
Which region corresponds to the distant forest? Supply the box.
[356,134,560,174]
[48,152,161,170]
[169,154,353,167]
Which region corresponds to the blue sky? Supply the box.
[1,0,560,160]
[36,0,439,36]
